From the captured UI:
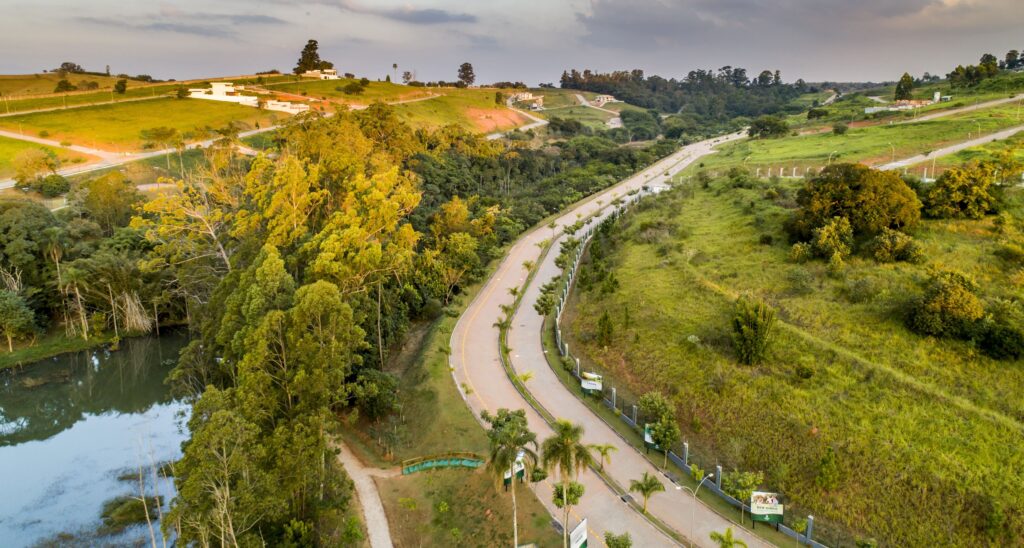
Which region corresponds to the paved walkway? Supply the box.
[336,441,398,548]
[450,132,770,548]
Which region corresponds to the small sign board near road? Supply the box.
[580,372,602,394]
[570,518,588,548]
[750,491,784,524]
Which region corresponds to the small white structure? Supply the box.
[189,82,258,107]
[190,82,309,114]
[593,94,620,107]
[264,100,310,115]
[301,69,339,80]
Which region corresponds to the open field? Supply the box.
[910,130,1024,173]
[0,73,125,95]
[261,77,434,104]
[0,98,285,151]
[390,88,528,132]
[532,88,596,109]
[689,101,1024,174]
[566,176,1024,546]
[0,135,92,178]
[540,105,615,129]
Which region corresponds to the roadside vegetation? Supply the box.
[566,157,1024,545]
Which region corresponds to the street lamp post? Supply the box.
[676,473,715,546]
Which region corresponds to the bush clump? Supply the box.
[868,228,926,264]
[906,270,984,337]
[731,297,776,365]
[811,216,853,260]
[922,164,996,219]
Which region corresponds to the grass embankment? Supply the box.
[911,130,1024,172]
[390,88,528,133]
[0,330,114,371]
[343,271,558,547]
[565,177,1024,545]
[0,135,91,178]
[0,98,285,151]
[0,73,125,96]
[690,101,1024,175]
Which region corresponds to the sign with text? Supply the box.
[750,491,783,524]
[570,518,588,548]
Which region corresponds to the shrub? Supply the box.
[869,228,926,263]
[906,270,985,337]
[994,242,1024,266]
[978,322,1024,360]
[812,216,853,259]
[923,164,996,219]
[721,470,764,502]
[37,174,70,197]
[807,108,829,119]
[787,163,921,241]
[748,115,789,139]
[758,234,774,246]
[832,122,849,135]
[787,267,814,294]
[845,277,878,303]
[596,310,613,346]
[789,242,813,263]
[731,297,776,365]
[816,447,841,491]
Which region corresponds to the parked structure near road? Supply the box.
[864,91,952,114]
[301,68,339,80]
[189,82,310,114]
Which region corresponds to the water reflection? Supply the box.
[0,332,189,547]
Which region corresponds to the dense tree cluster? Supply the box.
[559,67,808,131]
[946,52,1006,88]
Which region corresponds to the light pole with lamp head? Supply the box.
[675,472,715,544]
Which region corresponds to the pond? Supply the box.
[0,332,190,547]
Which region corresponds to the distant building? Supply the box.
[593,94,620,107]
[189,82,309,114]
[301,69,340,80]
[188,82,258,107]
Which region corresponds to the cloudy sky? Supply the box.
[1,0,1021,84]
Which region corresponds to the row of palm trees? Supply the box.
[483,408,748,548]
[484,409,673,548]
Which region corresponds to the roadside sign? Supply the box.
[570,518,587,548]
[750,491,784,524]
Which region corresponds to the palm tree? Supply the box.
[629,471,664,513]
[542,420,595,548]
[483,409,538,548]
[710,527,748,548]
[589,443,617,471]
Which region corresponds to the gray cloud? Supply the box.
[75,11,287,39]
[336,1,476,24]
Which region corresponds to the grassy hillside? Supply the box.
[690,100,1024,174]
[261,77,434,105]
[0,98,285,151]
[565,175,1024,546]
[390,88,528,132]
[539,105,615,130]
[0,73,125,95]
[0,135,91,178]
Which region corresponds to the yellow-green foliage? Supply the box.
[567,177,1024,545]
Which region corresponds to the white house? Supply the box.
[264,100,310,115]
[593,94,620,107]
[301,69,340,80]
[188,82,259,107]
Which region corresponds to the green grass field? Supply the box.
[261,77,433,104]
[690,101,1024,175]
[911,130,1024,173]
[0,73,125,96]
[541,105,615,130]
[0,135,91,178]
[390,88,527,132]
[565,177,1024,546]
[0,98,285,151]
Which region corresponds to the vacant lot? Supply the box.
[0,135,91,178]
[567,178,1024,546]
[0,98,284,151]
[261,78,433,105]
[691,102,1024,175]
[391,89,528,132]
[541,105,615,130]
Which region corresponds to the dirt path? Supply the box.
[336,441,399,548]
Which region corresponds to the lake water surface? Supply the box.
[0,333,189,547]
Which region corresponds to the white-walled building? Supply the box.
[301,69,340,80]
[188,82,258,107]
[593,94,620,107]
[189,82,310,114]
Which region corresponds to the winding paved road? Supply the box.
[450,131,769,548]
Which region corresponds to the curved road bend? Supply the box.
[450,132,769,548]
